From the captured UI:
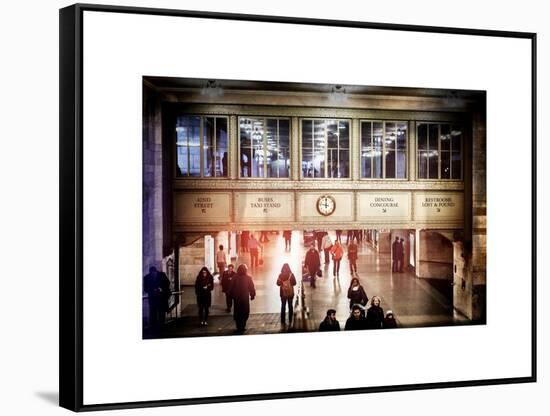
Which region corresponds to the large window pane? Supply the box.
[176,116,200,177]
[418,122,463,180]
[441,151,451,179]
[428,151,438,179]
[373,123,383,178]
[302,119,349,178]
[361,122,372,178]
[216,118,228,177]
[452,151,461,179]
[203,117,215,177]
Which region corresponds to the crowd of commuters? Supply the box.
[145,230,400,334]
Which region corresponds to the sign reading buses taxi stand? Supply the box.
[235,192,294,223]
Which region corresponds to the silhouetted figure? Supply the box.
[335,230,342,242]
[143,266,171,336]
[230,264,256,332]
[221,264,237,312]
[283,230,292,250]
[399,238,406,272]
[346,230,353,244]
[248,234,262,268]
[348,240,358,274]
[304,245,321,288]
[195,267,214,326]
[240,230,249,253]
[276,263,297,325]
[319,309,340,331]
[345,305,368,330]
[366,296,385,329]
[392,237,400,272]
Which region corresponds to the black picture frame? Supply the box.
[59,3,537,412]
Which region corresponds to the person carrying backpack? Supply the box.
[276,263,297,326]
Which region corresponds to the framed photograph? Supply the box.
[59,3,537,411]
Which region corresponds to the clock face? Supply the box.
[317,195,336,216]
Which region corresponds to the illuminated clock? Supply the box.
[317,195,336,216]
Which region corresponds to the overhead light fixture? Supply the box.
[201,79,223,97]
[330,84,347,103]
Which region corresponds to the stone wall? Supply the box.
[417,230,453,279]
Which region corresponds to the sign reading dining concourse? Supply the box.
[358,192,410,220]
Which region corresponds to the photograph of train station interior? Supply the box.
[142,77,486,339]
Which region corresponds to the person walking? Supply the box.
[347,277,368,310]
[283,230,292,250]
[194,267,214,326]
[276,263,297,325]
[319,309,341,331]
[366,296,384,329]
[335,230,342,243]
[240,230,249,253]
[321,232,333,264]
[216,244,227,276]
[348,239,358,275]
[304,244,321,288]
[330,240,344,277]
[248,233,262,268]
[315,230,325,253]
[143,266,171,336]
[221,264,237,312]
[229,264,256,332]
[399,238,406,273]
[345,304,368,330]
[391,236,400,272]
[346,230,353,244]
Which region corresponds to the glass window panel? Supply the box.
[189,146,201,177]
[361,122,372,178]
[451,126,462,152]
[452,151,462,179]
[339,149,350,178]
[385,123,397,151]
[428,124,439,150]
[327,148,337,178]
[241,148,252,178]
[339,121,349,149]
[428,150,438,179]
[397,122,407,151]
[327,120,338,148]
[216,118,228,177]
[278,147,290,178]
[441,151,451,179]
[240,118,252,147]
[176,146,187,176]
[203,117,214,177]
[396,151,406,178]
[302,120,313,149]
[267,147,278,178]
[313,147,325,178]
[418,151,428,179]
[302,148,313,178]
[440,124,451,151]
[252,147,264,178]
[418,123,427,150]
[385,150,396,178]
[314,120,326,150]
[373,122,383,179]
[278,119,290,149]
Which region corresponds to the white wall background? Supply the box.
[0,0,546,415]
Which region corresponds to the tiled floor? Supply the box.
[152,231,469,338]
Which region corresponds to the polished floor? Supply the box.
[153,231,469,338]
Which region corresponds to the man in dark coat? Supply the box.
[143,266,171,336]
[399,238,406,272]
[391,236,400,272]
[221,264,237,312]
[344,305,367,330]
[319,309,340,331]
[304,245,321,288]
[229,264,256,332]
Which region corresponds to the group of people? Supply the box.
[195,263,256,332]
[319,302,397,331]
